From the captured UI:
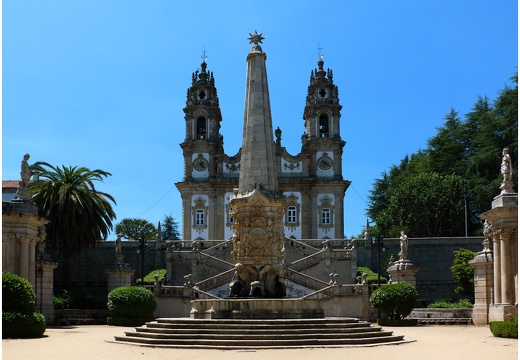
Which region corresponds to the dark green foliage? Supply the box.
[2,272,36,312]
[451,248,477,298]
[370,283,418,320]
[356,266,387,284]
[115,218,156,241]
[162,214,180,240]
[367,74,517,237]
[29,162,116,289]
[427,299,473,308]
[2,311,46,338]
[136,269,167,285]
[53,291,70,309]
[107,286,157,318]
[490,315,518,338]
[2,272,46,338]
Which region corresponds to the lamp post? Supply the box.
[137,237,147,285]
[377,235,384,288]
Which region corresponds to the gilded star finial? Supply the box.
[248,30,264,45]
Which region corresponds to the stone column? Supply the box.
[36,259,59,324]
[19,237,30,280]
[499,230,512,305]
[493,233,502,304]
[469,237,494,325]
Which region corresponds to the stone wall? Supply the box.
[50,240,166,299]
[356,236,483,303]
[50,236,483,304]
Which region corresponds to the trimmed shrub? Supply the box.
[2,272,36,312]
[107,286,157,318]
[2,272,46,338]
[427,299,473,309]
[2,312,46,338]
[490,316,518,338]
[370,283,418,320]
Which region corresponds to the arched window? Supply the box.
[319,114,329,138]
[196,117,206,139]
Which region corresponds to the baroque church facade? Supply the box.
[175,52,350,241]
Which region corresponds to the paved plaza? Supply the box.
[2,324,517,360]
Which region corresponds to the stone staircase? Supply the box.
[112,317,409,349]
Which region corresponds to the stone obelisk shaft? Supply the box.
[238,42,278,196]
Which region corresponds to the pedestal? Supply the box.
[106,254,134,292]
[387,260,420,288]
[469,251,494,325]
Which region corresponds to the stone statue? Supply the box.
[275,126,282,146]
[399,231,408,261]
[16,153,33,201]
[499,148,514,194]
[501,148,512,182]
[20,153,32,187]
[482,220,492,252]
[115,236,122,254]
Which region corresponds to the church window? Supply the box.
[196,209,204,226]
[196,117,206,139]
[284,193,301,230]
[192,196,208,233]
[287,206,297,223]
[321,208,330,225]
[317,195,334,233]
[319,114,329,138]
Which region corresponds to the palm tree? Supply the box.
[29,161,116,290]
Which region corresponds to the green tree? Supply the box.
[377,173,465,237]
[367,73,517,236]
[115,218,156,241]
[451,248,477,299]
[29,162,116,290]
[162,214,180,240]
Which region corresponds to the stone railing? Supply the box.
[195,268,235,291]
[285,268,329,291]
[302,283,378,300]
[197,252,234,272]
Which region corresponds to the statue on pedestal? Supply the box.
[499,148,514,194]
[16,153,33,201]
[399,231,408,261]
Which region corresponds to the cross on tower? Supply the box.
[201,46,208,63]
[318,43,324,61]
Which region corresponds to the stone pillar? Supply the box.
[106,254,134,293]
[493,234,502,304]
[469,237,494,325]
[36,258,59,324]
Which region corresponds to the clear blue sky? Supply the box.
[2,1,518,239]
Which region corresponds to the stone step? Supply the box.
[112,317,408,348]
[126,329,395,340]
[137,324,377,335]
[113,334,406,348]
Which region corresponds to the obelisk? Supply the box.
[229,31,286,298]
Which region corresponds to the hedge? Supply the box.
[107,286,157,318]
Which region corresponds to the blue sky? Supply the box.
[2,1,518,239]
